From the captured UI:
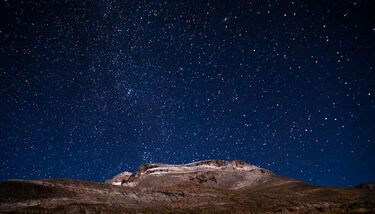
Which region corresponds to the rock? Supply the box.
[104,171,132,185]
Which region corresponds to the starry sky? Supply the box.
[1,0,374,187]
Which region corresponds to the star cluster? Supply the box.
[1,0,374,187]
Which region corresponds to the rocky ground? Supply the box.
[1,160,374,213]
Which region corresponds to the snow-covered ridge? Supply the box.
[141,160,259,175]
[108,160,273,186]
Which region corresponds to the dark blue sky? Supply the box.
[1,0,374,187]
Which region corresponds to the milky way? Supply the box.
[1,0,374,187]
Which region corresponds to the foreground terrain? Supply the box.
[1,160,374,213]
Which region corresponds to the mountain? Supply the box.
[105,160,275,189]
[1,160,374,213]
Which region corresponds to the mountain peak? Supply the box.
[137,159,256,173]
[107,160,273,188]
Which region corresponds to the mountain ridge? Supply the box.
[1,160,374,213]
[105,160,274,187]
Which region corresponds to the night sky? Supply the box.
[1,0,374,187]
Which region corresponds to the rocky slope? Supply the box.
[1,160,374,213]
[106,160,274,189]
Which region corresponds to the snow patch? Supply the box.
[146,164,258,175]
[112,182,122,186]
[118,171,132,176]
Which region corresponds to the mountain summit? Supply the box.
[105,160,275,189]
[1,160,374,213]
